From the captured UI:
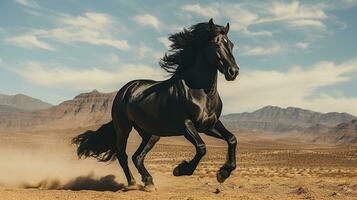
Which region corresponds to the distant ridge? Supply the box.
[0,105,25,113]
[221,105,356,133]
[0,90,116,130]
[0,93,52,111]
[0,91,356,145]
[312,119,357,144]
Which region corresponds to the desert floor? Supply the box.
[0,130,356,200]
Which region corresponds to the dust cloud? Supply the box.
[0,131,128,189]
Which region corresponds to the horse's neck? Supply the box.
[181,55,218,94]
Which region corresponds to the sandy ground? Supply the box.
[0,130,356,200]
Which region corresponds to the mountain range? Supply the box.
[0,90,115,130]
[0,93,52,111]
[0,90,356,144]
[221,105,356,133]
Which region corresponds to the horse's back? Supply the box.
[112,79,158,115]
[114,78,186,135]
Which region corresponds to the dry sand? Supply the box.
[0,130,356,200]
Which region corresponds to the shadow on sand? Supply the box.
[22,174,125,192]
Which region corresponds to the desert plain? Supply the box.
[0,129,356,200]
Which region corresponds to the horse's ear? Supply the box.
[209,18,215,31]
[225,23,230,34]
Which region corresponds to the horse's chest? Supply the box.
[195,112,217,131]
[189,94,220,130]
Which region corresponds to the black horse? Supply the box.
[73,19,240,192]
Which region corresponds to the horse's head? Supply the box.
[205,19,239,81]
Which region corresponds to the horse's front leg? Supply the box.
[204,120,237,183]
[173,120,206,176]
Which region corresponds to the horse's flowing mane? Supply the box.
[160,22,223,75]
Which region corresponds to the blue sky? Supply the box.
[0,0,356,114]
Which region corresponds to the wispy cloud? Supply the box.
[41,12,129,50]
[157,37,170,48]
[137,42,162,62]
[12,62,165,91]
[7,35,55,51]
[134,14,161,30]
[8,12,129,51]
[295,42,309,50]
[102,54,121,64]
[181,1,332,37]
[258,1,327,30]
[15,0,39,9]
[218,58,357,115]
[181,4,218,18]
[242,44,281,56]
[137,43,152,59]
[181,3,270,37]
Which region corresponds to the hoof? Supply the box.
[217,168,230,183]
[123,184,140,191]
[173,160,192,176]
[143,184,157,192]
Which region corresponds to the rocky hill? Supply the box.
[312,119,357,144]
[0,105,25,113]
[221,105,356,133]
[0,94,52,111]
[0,90,116,131]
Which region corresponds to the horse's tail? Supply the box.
[72,121,117,162]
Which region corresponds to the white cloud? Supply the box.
[137,43,152,59]
[243,45,281,56]
[268,1,327,21]
[134,14,160,30]
[241,29,273,37]
[45,12,128,50]
[182,3,269,37]
[136,42,162,62]
[253,1,327,31]
[295,42,309,49]
[9,12,129,51]
[181,4,218,18]
[103,54,120,64]
[289,19,326,30]
[7,35,55,51]
[59,12,112,29]
[12,62,165,91]
[157,37,171,48]
[23,9,42,16]
[15,0,38,8]
[182,1,332,37]
[218,59,357,115]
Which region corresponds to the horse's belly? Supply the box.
[127,99,184,136]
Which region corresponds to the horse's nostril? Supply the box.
[228,67,238,77]
[228,68,235,77]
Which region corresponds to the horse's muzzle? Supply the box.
[225,65,239,81]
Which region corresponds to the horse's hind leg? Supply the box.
[112,113,137,189]
[132,130,160,192]
[173,120,206,176]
